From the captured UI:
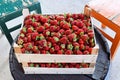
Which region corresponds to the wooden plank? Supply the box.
[16,54,98,63]
[23,67,95,74]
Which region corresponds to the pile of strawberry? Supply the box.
[28,63,89,68]
[17,13,95,68]
[17,13,95,55]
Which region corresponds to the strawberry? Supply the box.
[56,16,65,21]
[76,20,84,28]
[59,29,65,35]
[88,47,92,53]
[43,30,50,37]
[65,29,72,35]
[44,23,50,29]
[81,63,89,68]
[75,63,80,68]
[24,19,32,25]
[50,20,58,25]
[76,50,82,55]
[21,48,25,53]
[27,27,34,33]
[60,36,68,44]
[25,42,33,51]
[41,16,48,23]
[23,37,28,43]
[81,34,89,42]
[55,26,60,32]
[40,63,46,67]
[57,50,63,54]
[50,26,56,32]
[68,33,77,42]
[62,23,71,30]
[79,39,84,44]
[32,46,39,53]
[25,15,32,20]
[37,26,45,33]
[65,50,72,55]
[72,25,79,31]
[54,45,60,51]
[73,42,79,50]
[71,20,78,26]
[32,22,39,28]
[32,14,41,22]
[41,50,46,54]
[27,34,32,42]
[72,14,78,20]
[39,40,47,48]
[83,50,89,55]
[79,44,85,50]
[88,32,94,38]
[67,43,73,50]
[31,32,39,40]
[78,14,84,20]
[77,29,84,36]
[50,47,55,54]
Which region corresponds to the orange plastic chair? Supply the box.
[84,0,120,60]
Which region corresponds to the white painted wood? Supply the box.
[24,67,95,74]
[16,54,98,63]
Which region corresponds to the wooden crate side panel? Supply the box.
[23,67,95,74]
[16,54,98,63]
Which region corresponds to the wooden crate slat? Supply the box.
[16,54,98,63]
[24,67,95,74]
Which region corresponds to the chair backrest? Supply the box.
[84,5,120,60]
[0,1,42,46]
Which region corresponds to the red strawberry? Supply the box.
[44,23,50,29]
[27,27,34,33]
[72,14,78,20]
[23,37,28,43]
[60,36,68,44]
[79,39,84,44]
[62,23,70,30]
[57,50,63,54]
[21,48,25,53]
[40,63,46,67]
[73,42,79,50]
[77,29,84,36]
[88,32,94,38]
[65,29,72,35]
[37,26,45,33]
[65,50,72,55]
[56,16,65,21]
[76,20,84,28]
[75,63,80,68]
[71,20,77,26]
[24,19,32,25]
[55,26,60,32]
[41,16,48,23]
[32,46,39,53]
[39,40,47,47]
[50,47,55,54]
[76,50,82,55]
[54,45,60,51]
[43,30,50,37]
[50,20,58,25]
[79,44,85,50]
[81,63,89,68]
[88,47,92,53]
[25,42,33,50]
[47,42,52,48]
[81,34,89,42]
[68,33,77,42]
[59,29,65,35]
[53,37,59,43]
[25,15,32,20]
[83,50,89,55]
[32,14,41,22]
[27,34,32,42]
[72,25,79,31]
[32,22,39,28]
[78,14,84,20]
[50,26,56,32]
[31,32,39,40]
[41,50,46,54]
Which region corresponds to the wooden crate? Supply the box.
[14,43,99,74]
